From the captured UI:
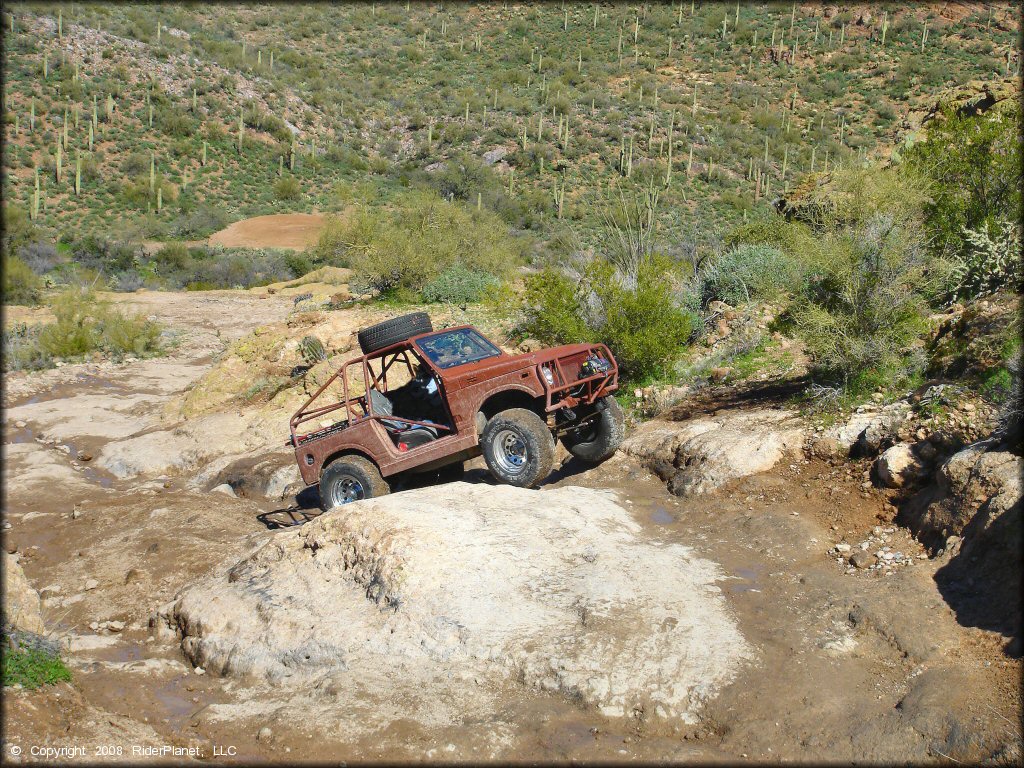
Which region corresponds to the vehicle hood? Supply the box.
[435,343,603,381]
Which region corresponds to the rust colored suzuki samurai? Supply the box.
[289,312,623,508]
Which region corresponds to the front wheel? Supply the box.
[561,396,625,464]
[320,455,390,510]
[480,408,555,488]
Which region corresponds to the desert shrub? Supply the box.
[155,107,197,138]
[517,254,692,380]
[37,288,161,359]
[788,168,932,391]
[948,220,1022,302]
[2,206,41,259]
[2,323,52,371]
[17,241,62,274]
[169,205,231,239]
[421,263,500,304]
[3,254,42,305]
[273,176,302,200]
[906,101,1022,260]
[701,244,805,306]
[318,189,521,294]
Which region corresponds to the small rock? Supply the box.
[107,620,125,632]
[15,420,27,428]
[850,551,876,569]
[835,543,852,554]
[89,621,100,631]
[211,484,236,497]
[84,578,99,591]
[194,666,205,675]
[257,727,273,743]
[72,508,82,520]
[79,453,93,462]
[875,443,927,488]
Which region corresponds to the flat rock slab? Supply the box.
[165,483,751,723]
[622,408,805,496]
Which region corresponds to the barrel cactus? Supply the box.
[299,335,327,366]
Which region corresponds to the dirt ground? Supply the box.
[207,214,326,251]
[2,291,1020,764]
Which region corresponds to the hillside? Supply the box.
[3,2,1019,249]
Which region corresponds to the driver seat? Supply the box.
[368,389,441,447]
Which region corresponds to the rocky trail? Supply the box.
[2,291,1020,764]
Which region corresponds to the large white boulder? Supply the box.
[163,483,751,723]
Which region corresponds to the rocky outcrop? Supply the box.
[622,408,804,496]
[2,553,46,635]
[161,483,752,722]
[902,443,1022,645]
[809,402,912,460]
[903,444,1021,546]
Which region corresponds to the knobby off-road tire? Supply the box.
[561,396,625,464]
[357,312,433,354]
[481,408,555,488]
[320,455,390,510]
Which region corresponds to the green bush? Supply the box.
[788,168,932,390]
[518,254,692,380]
[37,289,162,360]
[273,176,302,200]
[701,244,804,306]
[906,101,1021,260]
[2,643,71,689]
[318,189,521,294]
[2,323,52,371]
[3,254,42,305]
[421,264,500,304]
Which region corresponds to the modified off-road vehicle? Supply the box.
[289,312,623,507]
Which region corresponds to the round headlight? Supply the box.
[541,367,555,386]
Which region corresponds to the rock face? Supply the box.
[163,483,751,722]
[622,409,805,496]
[905,444,1022,643]
[812,403,911,459]
[2,553,46,635]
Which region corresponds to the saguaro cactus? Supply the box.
[202,140,208,166]
[75,152,81,195]
[665,110,675,186]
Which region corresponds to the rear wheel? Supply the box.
[319,455,390,510]
[561,396,625,464]
[481,408,555,488]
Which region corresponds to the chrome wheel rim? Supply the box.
[331,477,364,506]
[493,428,528,474]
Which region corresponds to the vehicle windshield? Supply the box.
[415,328,502,369]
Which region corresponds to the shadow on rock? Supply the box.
[933,496,1023,656]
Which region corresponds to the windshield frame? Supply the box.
[414,327,503,370]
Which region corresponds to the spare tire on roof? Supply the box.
[357,312,433,354]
